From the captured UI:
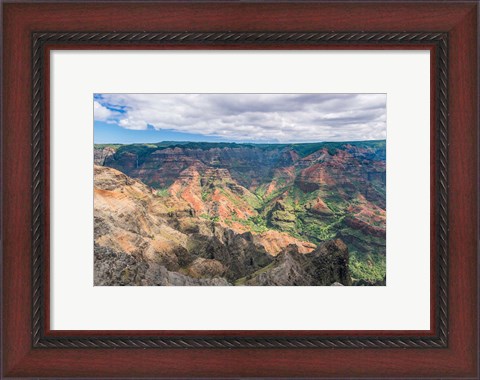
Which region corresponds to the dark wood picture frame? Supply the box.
[2,1,478,378]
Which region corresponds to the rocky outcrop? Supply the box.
[304,239,352,286]
[185,258,227,279]
[244,247,313,286]
[94,245,230,286]
[187,228,274,281]
[253,230,316,256]
[168,163,260,220]
[307,197,333,216]
[344,216,385,238]
[94,146,116,165]
[243,239,351,286]
[94,165,189,266]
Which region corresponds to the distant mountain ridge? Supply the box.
[94,140,386,285]
[95,140,386,187]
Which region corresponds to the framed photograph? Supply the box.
[2,1,478,378]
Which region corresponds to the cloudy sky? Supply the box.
[94,93,386,144]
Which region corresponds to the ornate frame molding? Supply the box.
[31,31,448,349]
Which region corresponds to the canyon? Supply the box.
[94,140,386,286]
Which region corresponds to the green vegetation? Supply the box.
[200,213,220,223]
[295,216,345,242]
[252,183,352,245]
[249,181,386,282]
[99,140,386,160]
[201,189,211,202]
[94,143,122,150]
[113,144,159,166]
[349,251,386,284]
[156,188,170,197]
[231,215,269,234]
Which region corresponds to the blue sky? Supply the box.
[94,121,227,144]
[94,94,386,144]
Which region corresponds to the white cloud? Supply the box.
[93,101,116,122]
[94,94,386,142]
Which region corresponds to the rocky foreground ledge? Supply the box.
[94,238,351,286]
